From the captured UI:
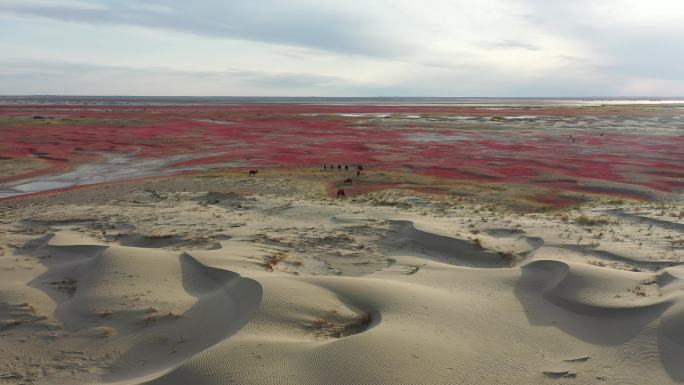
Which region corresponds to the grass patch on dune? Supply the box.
[263,252,288,271]
[576,215,614,226]
[308,309,372,339]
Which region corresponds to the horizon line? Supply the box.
[2,95,684,99]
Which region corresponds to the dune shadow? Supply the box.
[117,232,230,250]
[384,220,511,268]
[559,244,684,271]
[103,252,262,384]
[329,290,382,339]
[605,209,684,233]
[25,235,109,328]
[13,234,54,255]
[513,260,672,346]
[658,305,684,382]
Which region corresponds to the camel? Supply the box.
[248,170,258,176]
[343,178,353,184]
[336,189,346,198]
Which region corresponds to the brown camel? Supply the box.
[336,189,346,198]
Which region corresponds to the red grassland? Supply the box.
[0,104,682,206]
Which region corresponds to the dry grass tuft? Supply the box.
[576,215,612,226]
[472,238,483,249]
[263,252,288,271]
[308,310,373,339]
[97,311,114,319]
[287,259,303,267]
[0,319,23,331]
[588,260,606,268]
[498,250,517,265]
[358,311,372,326]
[142,314,159,327]
[629,285,647,297]
[49,277,77,296]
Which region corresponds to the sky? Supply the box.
[1,0,683,96]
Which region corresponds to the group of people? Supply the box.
[248,163,365,199]
[324,163,363,171]
[324,163,364,178]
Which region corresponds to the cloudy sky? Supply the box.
[1,0,683,96]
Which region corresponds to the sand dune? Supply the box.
[0,176,683,384]
[0,231,261,384]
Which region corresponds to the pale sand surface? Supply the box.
[0,171,683,384]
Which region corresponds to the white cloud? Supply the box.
[0,0,107,11]
[0,0,682,95]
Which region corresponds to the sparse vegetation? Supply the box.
[145,188,168,201]
[287,259,303,267]
[0,319,23,331]
[48,277,77,296]
[308,309,373,339]
[263,252,288,271]
[97,311,114,318]
[588,260,606,268]
[142,313,159,327]
[472,238,483,249]
[629,285,647,297]
[576,215,612,226]
[498,250,517,263]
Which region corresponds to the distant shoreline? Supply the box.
[2,95,684,107]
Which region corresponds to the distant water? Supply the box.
[1,96,684,107]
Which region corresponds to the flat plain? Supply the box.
[0,101,683,384]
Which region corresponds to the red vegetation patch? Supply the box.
[1,104,682,205]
